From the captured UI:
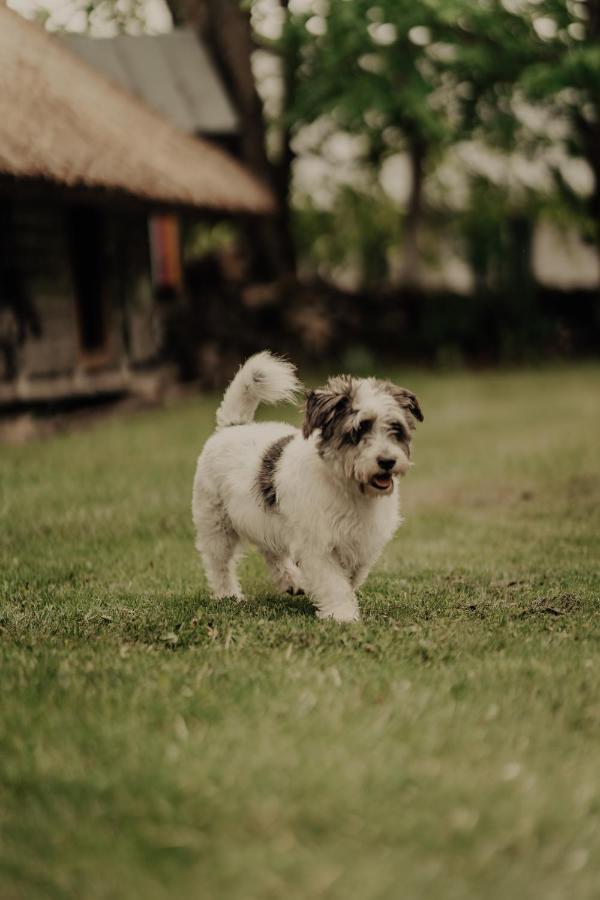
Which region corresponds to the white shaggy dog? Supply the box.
[192,351,423,622]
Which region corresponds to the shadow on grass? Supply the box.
[2,588,317,650]
[2,573,591,661]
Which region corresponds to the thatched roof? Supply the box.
[0,6,274,214]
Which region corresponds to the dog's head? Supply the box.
[303,375,423,496]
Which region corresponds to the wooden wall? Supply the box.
[0,195,164,401]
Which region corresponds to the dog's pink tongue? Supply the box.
[373,475,391,489]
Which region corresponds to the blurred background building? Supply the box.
[0,4,272,402]
[1,0,599,404]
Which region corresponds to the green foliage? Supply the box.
[183,221,238,263]
[294,185,404,285]
[263,0,600,286]
[1,364,600,897]
[34,0,155,34]
[456,175,542,293]
[286,0,460,153]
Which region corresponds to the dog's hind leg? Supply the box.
[194,493,245,601]
[262,551,304,596]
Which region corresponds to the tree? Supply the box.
[167,0,297,280]
[519,0,600,277]
[441,2,552,296]
[284,0,461,286]
[282,0,599,293]
[27,0,163,34]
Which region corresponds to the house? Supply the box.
[0,6,274,403]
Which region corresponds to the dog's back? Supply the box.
[194,420,299,518]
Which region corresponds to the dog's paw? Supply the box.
[215,591,246,603]
[316,607,360,623]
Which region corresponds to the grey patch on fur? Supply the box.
[389,420,411,457]
[257,433,295,508]
[381,382,424,428]
[302,376,357,450]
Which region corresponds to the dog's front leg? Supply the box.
[350,548,383,591]
[299,553,360,623]
[351,564,370,591]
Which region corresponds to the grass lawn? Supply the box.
[1,362,599,900]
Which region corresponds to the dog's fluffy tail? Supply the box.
[216,351,301,429]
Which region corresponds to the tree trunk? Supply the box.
[171,0,296,281]
[579,126,600,289]
[277,0,298,267]
[400,139,426,288]
[579,0,600,292]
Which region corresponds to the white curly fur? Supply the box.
[192,351,421,622]
[215,351,301,429]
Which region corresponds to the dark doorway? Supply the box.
[0,201,40,381]
[67,206,108,362]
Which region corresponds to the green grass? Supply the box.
[1,363,599,900]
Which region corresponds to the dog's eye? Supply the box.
[390,422,408,443]
[350,419,373,444]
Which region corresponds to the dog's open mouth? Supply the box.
[370,473,393,491]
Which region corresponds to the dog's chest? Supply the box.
[332,498,397,569]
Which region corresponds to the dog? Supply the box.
[192,351,423,622]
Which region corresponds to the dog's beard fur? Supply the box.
[303,376,423,497]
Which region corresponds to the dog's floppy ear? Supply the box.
[303,378,354,440]
[384,383,424,428]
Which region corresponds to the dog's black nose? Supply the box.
[377,457,396,471]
